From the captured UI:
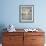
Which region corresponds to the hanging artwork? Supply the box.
[19,5,34,23]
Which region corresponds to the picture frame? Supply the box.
[19,5,34,23]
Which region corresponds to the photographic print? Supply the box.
[19,5,34,23]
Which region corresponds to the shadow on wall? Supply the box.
[0,24,7,43]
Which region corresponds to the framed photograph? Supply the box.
[19,5,34,23]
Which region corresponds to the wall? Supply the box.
[0,0,46,29]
